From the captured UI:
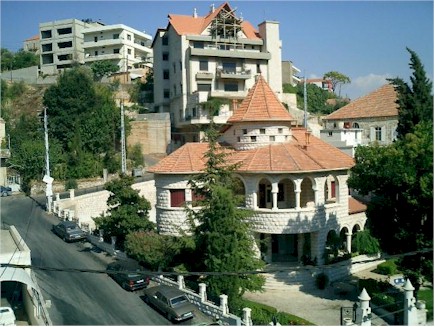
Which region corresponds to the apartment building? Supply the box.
[82,24,152,73]
[152,2,283,146]
[38,19,152,78]
[39,19,101,75]
[23,35,40,54]
[282,60,301,86]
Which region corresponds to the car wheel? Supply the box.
[1,192,6,197]
[63,235,67,242]
[122,282,129,290]
[144,295,149,304]
[166,313,173,322]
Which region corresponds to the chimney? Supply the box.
[305,130,311,147]
[210,3,215,13]
[193,8,197,18]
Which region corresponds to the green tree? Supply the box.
[1,48,38,71]
[125,231,190,271]
[89,60,119,81]
[187,121,265,310]
[127,143,144,168]
[323,71,351,96]
[389,47,433,139]
[94,175,155,249]
[348,48,433,288]
[43,66,121,178]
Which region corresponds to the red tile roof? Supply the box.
[227,75,295,123]
[348,196,367,214]
[25,35,40,41]
[168,2,260,39]
[325,84,398,120]
[148,129,354,174]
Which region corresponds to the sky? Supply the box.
[1,0,433,100]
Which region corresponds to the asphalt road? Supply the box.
[1,194,171,325]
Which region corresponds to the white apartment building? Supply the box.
[152,2,283,146]
[82,24,152,73]
[38,19,152,77]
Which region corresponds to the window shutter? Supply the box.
[381,126,386,142]
[170,189,185,207]
[370,127,375,141]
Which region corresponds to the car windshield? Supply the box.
[66,226,81,232]
[170,295,188,306]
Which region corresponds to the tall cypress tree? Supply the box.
[389,47,433,139]
[187,120,264,310]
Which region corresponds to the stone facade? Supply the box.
[153,171,366,264]
[127,113,171,155]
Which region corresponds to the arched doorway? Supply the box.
[300,178,314,207]
[258,178,272,209]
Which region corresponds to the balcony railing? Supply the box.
[216,68,251,79]
[195,71,214,80]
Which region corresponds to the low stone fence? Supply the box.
[153,274,250,326]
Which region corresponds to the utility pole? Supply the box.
[43,107,54,213]
[303,72,308,128]
[120,100,127,174]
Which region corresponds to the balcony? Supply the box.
[195,71,214,80]
[216,68,251,80]
[84,53,122,62]
[190,47,271,60]
[211,90,247,99]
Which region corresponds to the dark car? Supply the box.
[143,285,196,322]
[107,260,150,291]
[0,186,12,197]
[52,221,87,242]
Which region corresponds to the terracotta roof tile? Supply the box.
[148,129,354,174]
[228,75,295,122]
[168,2,260,39]
[325,84,398,120]
[25,34,40,41]
[348,196,367,214]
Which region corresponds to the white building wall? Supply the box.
[258,21,282,101]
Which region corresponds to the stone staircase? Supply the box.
[262,263,317,290]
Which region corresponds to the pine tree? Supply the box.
[389,47,433,139]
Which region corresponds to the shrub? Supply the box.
[65,179,77,190]
[374,260,398,276]
[238,299,313,325]
[352,230,380,255]
[315,272,329,290]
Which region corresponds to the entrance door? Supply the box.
[271,234,298,262]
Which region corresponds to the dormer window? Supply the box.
[251,136,256,142]
[242,129,247,135]
[260,128,266,134]
[278,128,283,134]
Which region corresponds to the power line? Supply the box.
[1,248,432,277]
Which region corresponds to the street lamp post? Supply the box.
[43,107,53,213]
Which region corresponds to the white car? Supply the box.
[0,307,16,326]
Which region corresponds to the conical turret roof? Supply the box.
[227,74,295,123]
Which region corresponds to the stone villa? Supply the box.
[149,75,367,265]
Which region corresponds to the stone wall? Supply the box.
[53,180,156,231]
[127,113,171,155]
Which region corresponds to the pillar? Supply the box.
[199,283,207,302]
[177,275,185,290]
[55,193,60,201]
[243,308,252,326]
[271,182,278,210]
[69,188,75,200]
[220,294,229,316]
[297,234,305,262]
[403,279,418,325]
[355,288,371,326]
[346,232,352,253]
[294,181,301,210]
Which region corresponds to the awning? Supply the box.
[0,267,37,289]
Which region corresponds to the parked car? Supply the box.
[0,186,12,197]
[52,221,87,242]
[0,307,16,326]
[143,285,196,322]
[106,260,150,291]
